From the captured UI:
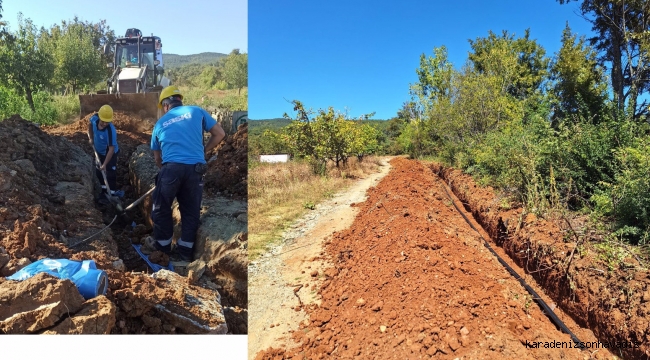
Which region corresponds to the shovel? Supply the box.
[92,149,124,213]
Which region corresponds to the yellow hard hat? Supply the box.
[98,105,113,122]
[158,85,183,109]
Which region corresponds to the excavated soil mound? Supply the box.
[205,122,247,200]
[431,163,650,360]
[0,115,112,272]
[257,158,612,359]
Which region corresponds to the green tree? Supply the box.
[0,14,54,112]
[413,46,454,108]
[55,23,104,93]
[468,29,549,101]
[199,66,222,88]
[558,0,650,119]
[38,18,114,92]
[223,50,247,95]
[550,23,610,125]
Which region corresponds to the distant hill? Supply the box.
[164,52,227,69]
[249,118,290,136]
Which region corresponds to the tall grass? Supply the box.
[179,86,247,111]
[52,94,81,123]
[249,157,381,259]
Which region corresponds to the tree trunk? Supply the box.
[26,87,35,113]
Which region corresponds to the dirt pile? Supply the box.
[256,158,610,359]
[106,269,227,334]
[205,122,247,199]
[0,115,113,274]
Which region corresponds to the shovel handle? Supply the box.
[93,150,114,196]
[123,186,155,212]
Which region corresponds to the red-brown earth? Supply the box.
[256,157,629,359]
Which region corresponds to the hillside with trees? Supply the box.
[164,52,226,68]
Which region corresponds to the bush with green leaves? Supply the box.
[0,86,59,125]
[592,137,650,244]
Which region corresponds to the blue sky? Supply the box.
[2,0,247,55]
[249,0,594,120]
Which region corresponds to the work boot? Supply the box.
[140,236,159,255]
[169,249,192,263]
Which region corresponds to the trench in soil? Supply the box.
[40,113,248,334]
[256,157,626,359]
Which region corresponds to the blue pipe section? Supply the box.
[6,259,108,300]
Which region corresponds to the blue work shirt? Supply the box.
[151,105,218,165]
[90,114,119,156]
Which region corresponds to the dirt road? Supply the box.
[248,158,393,358]
[254,158,615,359]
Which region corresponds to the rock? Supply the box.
[187,270,199,285]
[0,273,85,333]
[460,335,471,347]
[310,270,319,277]
[24,232,37,254]
[460,326,469,335]
[380,325,387,333]
[0,165,12,191]
[356,298,366,306]
[13,159,36,175]
[236,213,247,223]
[204,280,222,291]
[112,259,126,271]
[186,259,206,279]
[426,346,437,356]
[148,251,169,266]
[41,296,116,334]
[14,258,32,272]
[0,253,10,270]
[371,300,383,312]
[643,290,650,302]
[150,270,227,334]
[447,337,460,352]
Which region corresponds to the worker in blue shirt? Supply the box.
[142,86,225,262]
[87,105,124,200]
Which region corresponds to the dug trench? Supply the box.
[0,112,247,334]
[255,157,645,359]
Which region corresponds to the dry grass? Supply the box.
[249,156,382,259]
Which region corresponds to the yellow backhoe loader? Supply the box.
[79,28,171,119]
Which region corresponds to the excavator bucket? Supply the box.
[79,92,161,120]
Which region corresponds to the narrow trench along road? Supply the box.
[253,157,615,360]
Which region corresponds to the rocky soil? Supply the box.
[0,110,246,334]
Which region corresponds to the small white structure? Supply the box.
[260,154,290,163]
